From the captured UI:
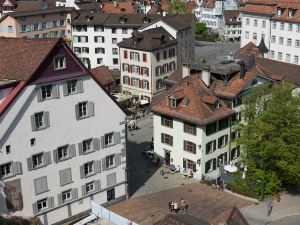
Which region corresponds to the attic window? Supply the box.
[143,18,151,23]
[168,96,176,108]
[277,7,282,16]
[182,97,190,106]
[251,78,258,86]
[288,9,295,17]
[213,101,220,110]
[119,17,127,23]
[54,56,66,70]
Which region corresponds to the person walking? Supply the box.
[173,201,178,213]
[180,198,188,213]
[267,199,273,216]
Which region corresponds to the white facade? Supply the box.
[56,0,79,9]
[0,52,127,224]
[241,13,300,65]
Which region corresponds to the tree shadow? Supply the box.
[127,139,161,197]
[285,184,300,196]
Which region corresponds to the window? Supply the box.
[279,37,283,45]
[163,50,167,59]
[112,48,118,55]
[86,181,94,193]
[206,122,217,135]
[156,52,160,61]
[112,28,117,34]
[183,158,196,172]
[74,47,81,53]
[32,112,49,130]
[130,52,139,61]
[155,66,162,76]
[218,135,228,148]
[31,138,36,146]
[82,47,89,53]
[106,155,115,168]
[169,48,175,57]
[122,28,128,34]
[245,31,249,39]
[41,84,52,100]
[107,188,115,201]
[95,48,105,54]
[6,145,10,154]
[37,198,48,212]
[278,52,283,60]
[270,51,275,58]
[97,58,103,64]
[105,133,114,146]
[168,97,176,108]
[296,40,300,48]
[253,32,257,40]
[161,116,173,128]
[60,19,65,26]
[32,153,43,168]
[112,38,117,44]
[184,123,196,135]
[288,23,293,31]
[161,133,173,146]
[54,56,66,70]
[67,80,77,94]
[231,147,240,160]
[57,145,68,160]
[246,18,250,25]
[124,50,128,59]
[271,35,276,43]
[286,54,291,62]
[82,139,92,153]
[294,56,299,64]
[94,36,105,43]
[34,176,48,194]
[143,53,147,62]
[7,26,13,32]
[184,141,196,154]
[262,20,266,28]
[205,158,216,173]
[62,190,72,202]
[272,21,276,29]
[280,22,284,30]
[253,19,257,27]
[206,140,216,154]
[0,163,12,178]
[84,161,94,176]
[94,25,104,32]
[78,102,88,118]
[113,58,118,65]
[218,118,229,130]
[277,8,282,16]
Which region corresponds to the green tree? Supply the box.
[235,83,300,196]
[195,22,207,35]
[166,0,187,14]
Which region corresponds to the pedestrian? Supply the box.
[277,194,281,202]
[180,198,188,213]
[168,201,173,212]
[267,199,273,217]
[173,201,178,213]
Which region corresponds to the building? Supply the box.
[90,65,117,93]
[0,6,76,41]
[222,10,241,41]
[118,27,177,102]
[240,0,300,65]
[151,55,282,180]
[71,13,195,69]
[0,37,128,225]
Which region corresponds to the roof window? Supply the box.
[168,96,177,108]
[288,8,296,18]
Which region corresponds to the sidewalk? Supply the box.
[240,194,300,225]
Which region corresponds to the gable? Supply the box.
[240,74,273,94]
[139,20,177,38]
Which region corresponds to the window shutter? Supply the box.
[34,177,48,195]
[183,140,187,151]
[123,76,126,84]
[193,126,197,135]
[161,117,164,125]
[128,76,131,85]
[95,180,101,191]
[206,143,210,154]
[170,119,173,128]
[44,152,52,165]
[48,196,55,209]
[68,144,76,158]
[81,185,86,196]
[113,132,121,145]
[57,193,63,205]
[183,158,186,169]
[193,162,196,172]
[93,138,100,150]
[32,203,38,214]
[205,161,209,173]
[224,152,228,164]
[44,111,50,128]
[88,102,94,116]
[128,64,131,73]
[94,160,101,174]
[116,153,121,166]
[225,135,228,145]
[63,82,68,96]
[101,136,105,149]
[80,165,85,178]
[122,63,125,71]
[139,80,143,88]
[184,123,187,132]
[31,115,37,131]
[218,138,221,148]
[53,149,58,162]
[143,53,147,62]
[161,133,164,143]
[170,136,173,146]
[124,50,128,59]
[72,188,78,200]
[27,157,33,171]
[75,104,79,120]
[102,158,106,171]
[78,142,83,155]
[213,158,217,170]
[13,162,22,175]
[52,84,60,99]
[193,143,196,154]
[107,172,117,187]
[213,140,216,150]
[36,88,43,102]
[77,79,84,93]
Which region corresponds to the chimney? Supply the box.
[247,53,255,69]
[201,65,210,87]
[114,0,118,8]
[182,64,190,78]
[237,60,246,79]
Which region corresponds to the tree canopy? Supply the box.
[235,83,300,196]
[166,0,188,14]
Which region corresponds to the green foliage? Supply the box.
[195,22,219,42]
[235,83,300,197]
[167,0,188,14]
[195,22,207,34]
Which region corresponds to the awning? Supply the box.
[224,165,238,173]
[73,214,97,225]
[139,100,149,105]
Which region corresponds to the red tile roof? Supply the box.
[201,0,215,8]
[90,66,114,86]
[151,75,234,125]
[224,10,241,24]
[101,2,135,13]
[185,0,198,13]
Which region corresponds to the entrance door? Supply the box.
[165,151,171,166]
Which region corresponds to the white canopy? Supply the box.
[73,214,97,225]
[224,164,238,173]
[139,100,149,105]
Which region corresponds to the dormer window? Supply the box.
[288,8,295,18]
[143,18,151,24]
[119,17,127,23]
[168,96,176,108]
[213,101,220,110]
[277,7,282,16]
[54,56,66,70]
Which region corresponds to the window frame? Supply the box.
[54,56,66,70]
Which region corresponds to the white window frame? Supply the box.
[106,155,115,169]
[67,80,77,95]
[78,101,88,118]
[57,145,68,161]
[37,198,48,212]
[34,112,45,129]
[84,161,94,176]
[62,190,72,203]
[54,56,66,70]
[105,133,114,146]
[0,162,12,178]
[32,153,43,168]
[83,139,92,153]
[86,181,95,193]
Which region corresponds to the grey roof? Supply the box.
[117,27,177,51]
[161,14,196,31]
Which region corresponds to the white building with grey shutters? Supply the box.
[0,37,128,225]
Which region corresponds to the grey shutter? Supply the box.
[44,111,50,128]
[94,160,101,174]
[34,176,48,194]
[102,158,106,171]
[77,79,84,93]
[32,203,38,214]
[31,115,37,131]
[72,188,78,200]
[63,82,68,96]
[43,152,52,165]
[81,185,86,196]
[60,168,72,186]
[52,84,60,99]
[88,102,94,116]
[80,165,85,178]
[48,196,55,209]
[13,162,22,175]
[36,88,43,102]
[113,132,121,145]
[121,148,126,157]
[193,143,196,154]
[27,157,33,171]
[53,149,58,163]
[107,173,117,187]
[75,104,79,120]
[225,135,228,145]
[213,158,217,170]
[57,193,63,205]
[93,138,100,151]
[101,136,105,149]
[78,142,83,155]
[95,180,101,191]
[184,140,187,151]
[68,144,76,158]
[116,154,121,166]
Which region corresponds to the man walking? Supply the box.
[180,197,188,213]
